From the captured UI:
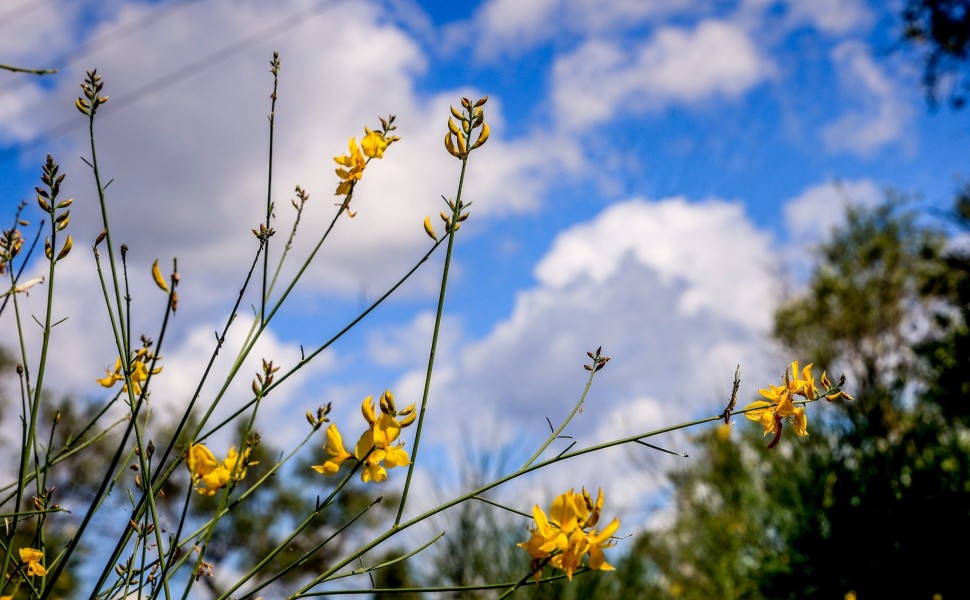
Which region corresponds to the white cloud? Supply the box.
[2,0,579,330]
[553,21,773,129]
[389,196,783,523]
[535,196,775,330]
[822,41,912,155]
[784,178,883,244]
[780,178,884,284]
[782,0,872,35]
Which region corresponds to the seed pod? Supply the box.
[471,122,490,149]
[56,235,73,260]
[152,259,169,292]
[448,117,461,136]
[423,216,438,241]
[444,131,459,157]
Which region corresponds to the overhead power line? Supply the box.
[2,0,338,166]
[0,0,208,98]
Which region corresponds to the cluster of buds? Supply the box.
[305,402,333,430]
[584,346,611,372]
[0,223,25,275]
[76,69,108,116]
[251,358,281,398]
[444,96,490,159]
[36,155,73,263]
[424,196,472,242]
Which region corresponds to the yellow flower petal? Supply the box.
[792,407,809,436]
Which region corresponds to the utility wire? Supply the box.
[1,0,337,166]
[0,0,208,98]
[0,0,56,31]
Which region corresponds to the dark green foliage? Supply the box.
[624,197,970,599]
[900,0,970,108]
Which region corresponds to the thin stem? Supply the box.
[521,358,600,469]
[261,52,280,324]
[394,161,469,527]
[200,238,443,440]
[292,404,743,597]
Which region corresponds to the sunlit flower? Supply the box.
[518,487,620,581]
[187,443,254,495]
[313,390,414,483]
[789,360,817,400]
[360,127,389,158]
[745,361,823,448]
[311,424,353,475]
[19,547,46,577]
[332,120,398,201]
[96,346,162,397]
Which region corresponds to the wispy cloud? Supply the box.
[822,41,912,155]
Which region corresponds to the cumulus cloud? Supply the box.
[390,196,783,521]
[2,0,578,323]
[552,21,773,130]
[0,0,585,427]
[822,41,912,155]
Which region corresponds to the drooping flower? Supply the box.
[518,487,620,581]
[313,390,415,483]
[186,443,254,496]
[19,547,46,577]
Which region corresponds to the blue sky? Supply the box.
[2,0,969,527]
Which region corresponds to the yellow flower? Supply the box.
[744,361,826,447]
[788,360,817,399]
[518,488,620,581]
[312,424,353,475]
[19,547,46,577]
[333,137,366,195]
[96,347,162,397]
[187,443,254,495]
[314,390,414,482]
[360,127,389,158]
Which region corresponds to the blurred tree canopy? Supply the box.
[608,195,970,599]
[900,0,970,108]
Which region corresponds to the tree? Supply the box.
[900,0,970,109]
[620,198,970,599]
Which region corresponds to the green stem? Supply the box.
[293,404,745,597]
[521,359,600,469]
[394,159,469,527]
[261,53,279,324]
